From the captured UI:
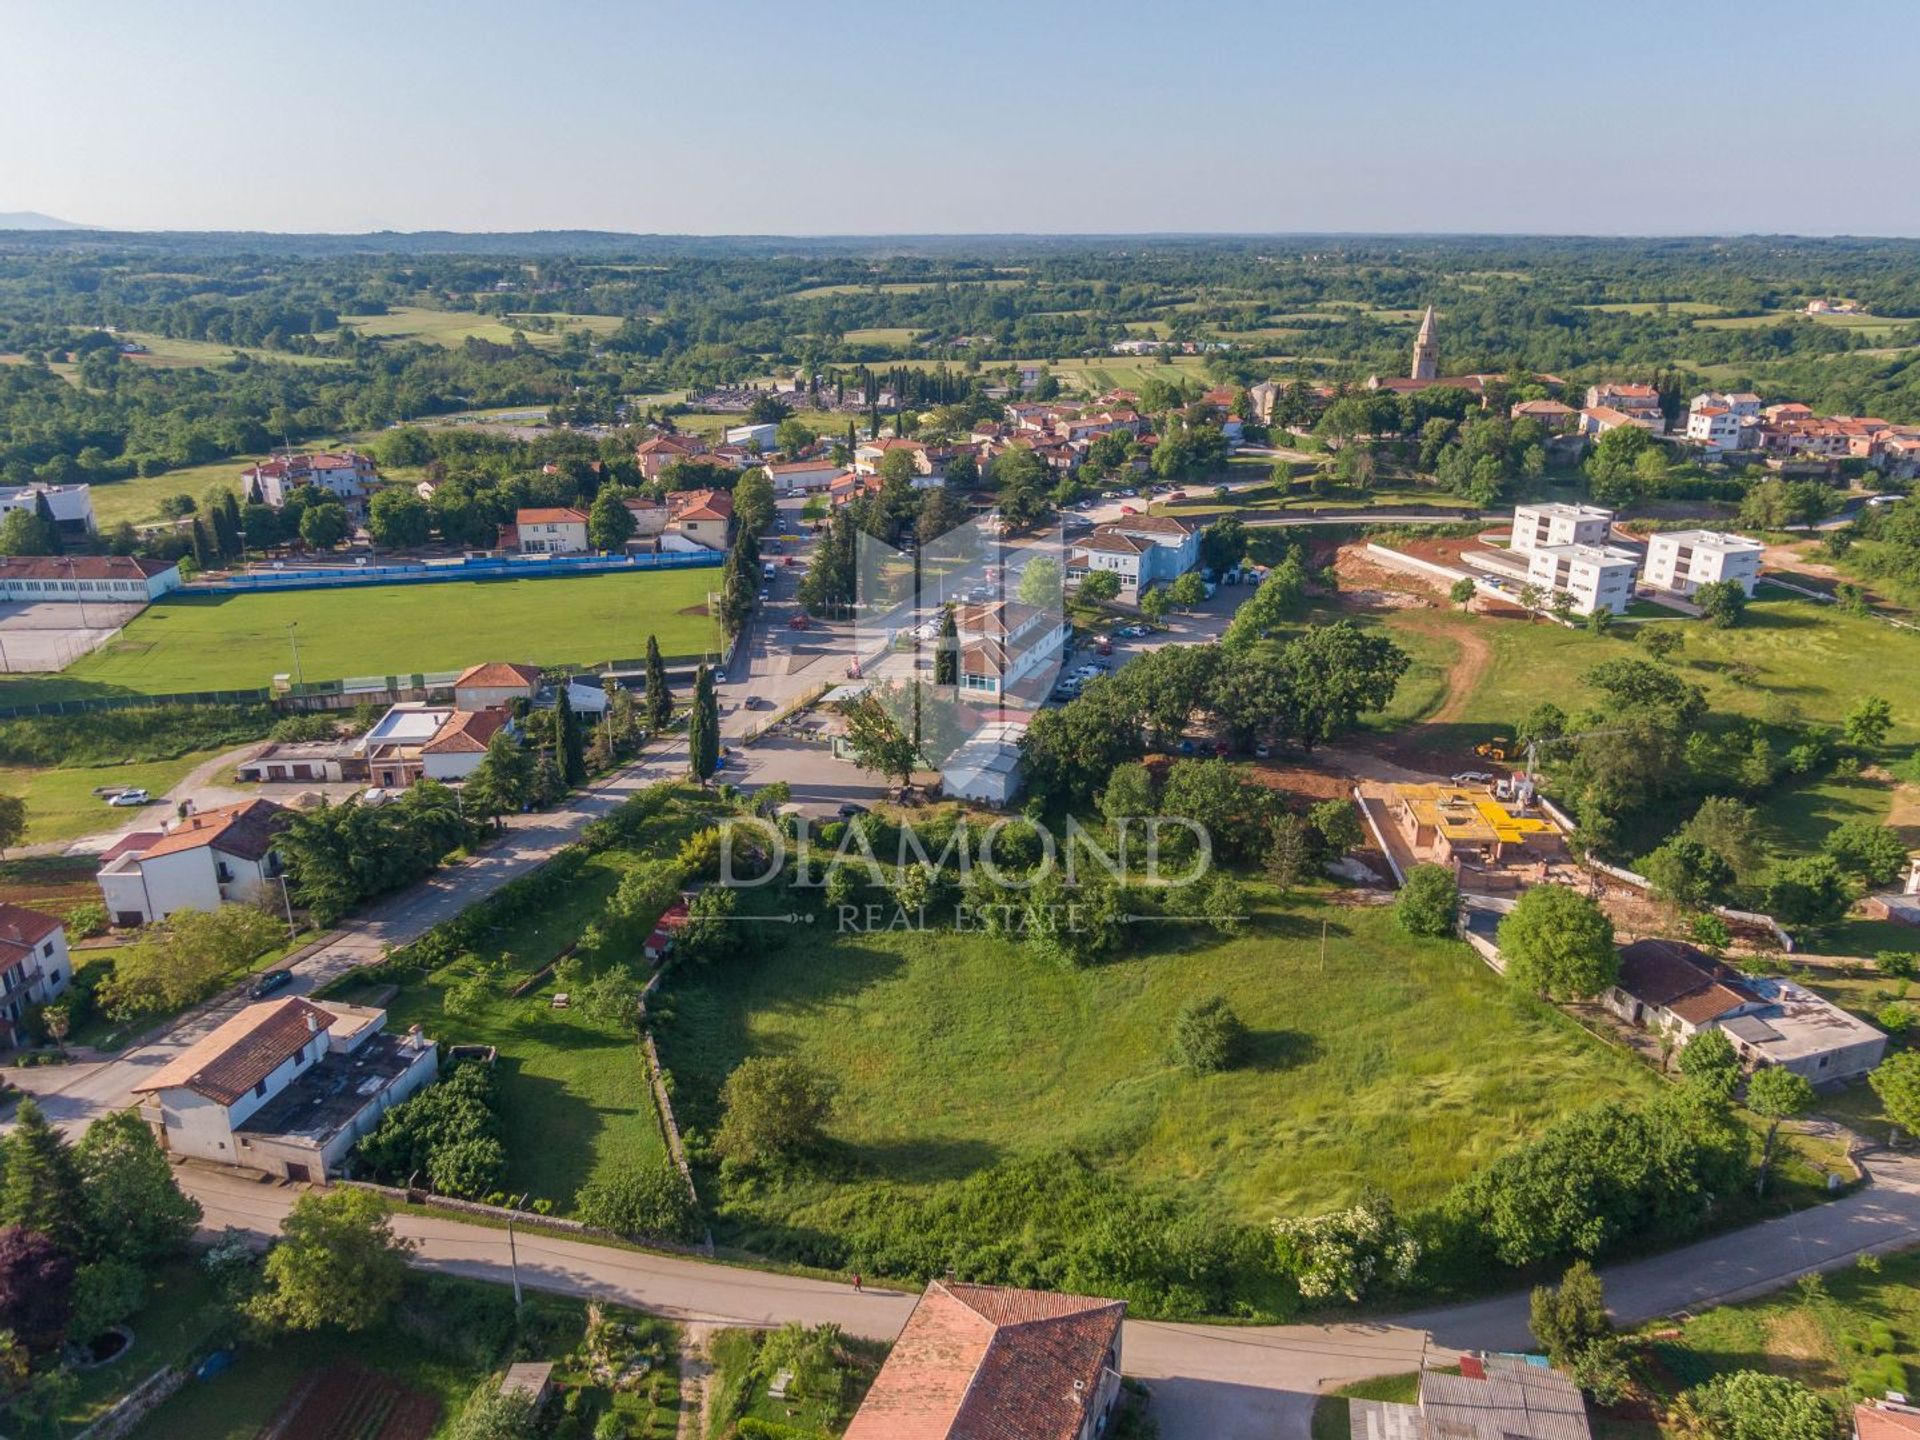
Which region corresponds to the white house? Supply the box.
[764,459,841,495]
[1643,529,1764,597]
[96,799,289,927]
[0,555,182,606]
[0,904,71,1049]
[954,601,1070,700]
[1509,502,1615,554]
[0,483,96,536]
[1525,543,1639,616]
[509,507,590,555]
[452,661,541,712]
[132,996,438,1183]
[724,422,779,453]
[1604,939,1885,1085]
[664,489,733,551]
[1066,514,1200,596]
[853,438,932,477]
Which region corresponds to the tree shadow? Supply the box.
[1240,1027,1321,1073]
[835,1135,1003,1185]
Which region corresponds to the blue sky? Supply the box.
[4,0,1918,235]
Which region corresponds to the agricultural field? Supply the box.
[0,569,720,704]
[657,891,1663,1233]
[0,744,230,845]
[119,332,346,369]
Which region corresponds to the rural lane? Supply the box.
[181,1152,1920,1440]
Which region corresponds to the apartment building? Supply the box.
[1525,543,1639,616]
[1643,529,1764,597]
[1508,502,1615,554]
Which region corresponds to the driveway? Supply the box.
[172,1151,1920,1440]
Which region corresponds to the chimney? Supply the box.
[305,1013,317,1033]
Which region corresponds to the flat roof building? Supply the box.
[1510,503,1615,555]
[1524,542,1640,616]
[1642,530,1764,598]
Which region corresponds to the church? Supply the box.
[1365,306,1500,396]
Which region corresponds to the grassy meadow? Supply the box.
[0,568,719,703]
[656,891,1663,1230]
[0,745,230,845]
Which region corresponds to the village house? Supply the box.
[1685,392,1762,452]
[663,488,733,550]
[1509,398,1578,431]
[453,661,542,711]
[0,903,71,1050]
[0,482,96,536]
[632,432,707,481]
[763,458,841,495]
[504,507,590,555]
[853,437,937,482]
[1583,382,1666,432]
[1604,939,1886,1084]
[1857,1398,1920,1439]
[843,1280,1124,1440]
[1349,1353,1591,1440]
[1641,529,1764,597]
[96,799,290,926]
[828,470,882,508]
[357,703,515,789]
[132,996,438,1183]
[241,452,377,515]
[234,738,365,784]
[0,555,183,608]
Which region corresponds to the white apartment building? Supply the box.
[133,996,438,1182]
[1643,529,1764,597]
[510,507,590,555]
[1685,392,1763,452]
[1509,502,1615,554]
[1526,543,1639,616]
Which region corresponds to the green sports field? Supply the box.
[0,569,720,704]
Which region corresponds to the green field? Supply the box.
[657,892,1663,1231]
[331,305,621,349]
[87,439,368,528]
[0,746,229,845]
[120,332,346,369]
[0,569,721,704]
[371,829,702,1209]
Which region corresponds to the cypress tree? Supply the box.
[189,517,215,570]
[644,634,672,730]
[33,492,63,556]
[555,682,585,786]
[935,605,959,687]
[688,664,718,781]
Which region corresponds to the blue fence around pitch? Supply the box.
[190,549,723,594]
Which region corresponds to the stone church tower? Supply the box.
[1410,305,1439,381]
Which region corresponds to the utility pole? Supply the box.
[285,621,304,688]
[1321,916,1328,974]
[507,1193,527,1308]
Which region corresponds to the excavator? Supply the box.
[1473,735,1515,763]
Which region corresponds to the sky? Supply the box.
[4,0,1919,237]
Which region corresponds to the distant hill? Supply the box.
[0,211,88,231]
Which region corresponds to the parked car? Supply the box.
[107,788,150,807]
[838,803,870,818]
[788,615,810,630]
[249,969,295,1000]
[1120,505,1139,515]
[1451,770,1495,785]
[1253,743,1272,758]
[758,588,770,602]
[1168,490,1188,501]
[1095,636,1113,655]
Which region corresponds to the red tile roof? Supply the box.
[0,902,62,952]
[1615,939,1758,1026]
[454,662,541,691]
[1859,1404,1920,1440]
[516,507,588,525]
[844,1281,1123,1440]
[422,708,512,755]
[136,799,286,863]
[133,998,335,1105]
[0,556,176,582]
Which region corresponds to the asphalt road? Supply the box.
[178,1151,1920,1440]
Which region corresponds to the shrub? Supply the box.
[714,1057,835,1165]
[1169,994,1246,1075]
[573,1165,696,1241]
[1677,1371,1833,1440]
[1394,864,1459,937]
[356,1061,503,1197]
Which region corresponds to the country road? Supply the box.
[181,1151,1920,1440]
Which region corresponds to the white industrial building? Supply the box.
[940,721,1028,807]
[1525,543,1639,616]
[1509,502,1615,554]
[0,483,97,535]
[1643,529,1764,597]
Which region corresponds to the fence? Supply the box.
[192,548,723,594]
[338,1179,710,1255]
[72,1365,189,1440]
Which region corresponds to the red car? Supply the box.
[788,615,810,631]
[784,555,799,567]
[1120,504,1139,515]
[1096,637,1113,656]
[1168,490,1188,501]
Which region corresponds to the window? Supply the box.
[255,1079,267,1097]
